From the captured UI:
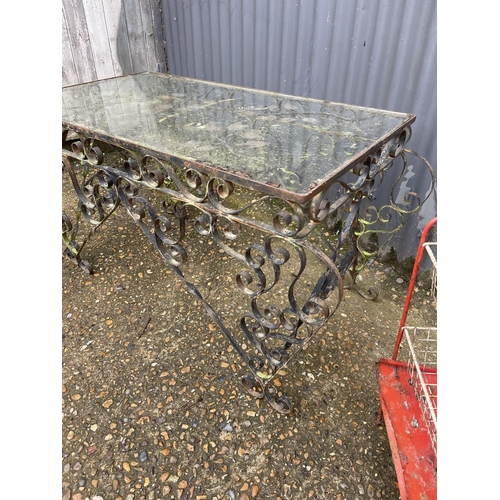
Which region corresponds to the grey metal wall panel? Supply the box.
[162,0,437,262]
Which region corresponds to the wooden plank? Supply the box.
[63,0,167,88]
[122,0,149,73]
[62,7,80,86]
[62,0,97,84]
[81,0,121,80]
[142,0,167,72]
[109,0,135,76]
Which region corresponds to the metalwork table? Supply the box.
[62,72,434,414]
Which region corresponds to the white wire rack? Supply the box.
[377,219,438,499]
[424,241,437,304]
[403,325,437,455]
[401,237,437,454]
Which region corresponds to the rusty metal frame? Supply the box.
[62,128,433,414]
[62,71,416,205]
[62,74,434,413]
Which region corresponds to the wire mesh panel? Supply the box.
[403,326,437,454]
[424,242,437,304]
[376,218,437,499]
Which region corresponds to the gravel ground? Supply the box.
[62,170,436,500]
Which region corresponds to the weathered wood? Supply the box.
[62,0,97,86]
[122,0,148,73]
[144,0,168,72]
[80,0,118,80]
[62,8,79,86]
[62,0,167,87]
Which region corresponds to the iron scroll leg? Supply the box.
[62,137,435,414]
[62,157,121,274]
[62,152,351,414]
[114,199,351,414]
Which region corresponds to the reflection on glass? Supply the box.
[62,73,412,194]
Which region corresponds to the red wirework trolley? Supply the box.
[375,217,437,500]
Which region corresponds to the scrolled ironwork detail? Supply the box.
[62,129,434,414]
[353,148,436,271]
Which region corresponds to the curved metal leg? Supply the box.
[62,135,435,414]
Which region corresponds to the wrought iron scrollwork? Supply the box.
[62,127,434,413]
[62,138,121,273]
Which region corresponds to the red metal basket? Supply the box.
[376,217,437,500]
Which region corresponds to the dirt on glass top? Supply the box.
[62,72,413,197]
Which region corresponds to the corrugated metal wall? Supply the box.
[161,0,437,262]
[62,0,167,87]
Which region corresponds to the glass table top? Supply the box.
[62,72,414,202]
